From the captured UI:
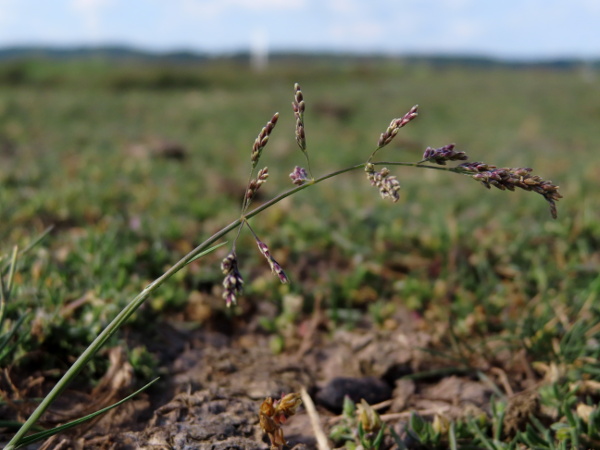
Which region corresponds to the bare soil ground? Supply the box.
[3,299,539,450]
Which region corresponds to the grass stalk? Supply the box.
[7,159,445,447]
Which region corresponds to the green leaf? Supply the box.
[372,425,386,449]
[468,419,497,450]
[521,424,551,448]
[14,377,159,448]
[409,412,426,435]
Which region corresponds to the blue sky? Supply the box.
[0,0,598,59]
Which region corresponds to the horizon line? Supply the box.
[0,43,598,63]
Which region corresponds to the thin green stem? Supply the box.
[366,147,381,163]
[244,221,259,240]
[375,161,469,174]
[6,158,458,448]
[302,150,314,179]
[240,170,254,214]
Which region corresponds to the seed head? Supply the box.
[251,113,279,168]
[377,105,418,149]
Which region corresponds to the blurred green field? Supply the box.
[1,57,600,446]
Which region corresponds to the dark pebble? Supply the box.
[316,376,392,412]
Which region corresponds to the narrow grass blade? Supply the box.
[0,247,20,335]
[0,312,30,362]
[185,241,227,265]
[1,226,54,276]
[469,419,497,450]
[14,377,159,448]
[5,246,18,303]
[18,226,54,257]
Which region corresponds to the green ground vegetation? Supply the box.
[1,57,600,447]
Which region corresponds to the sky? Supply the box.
[0,0,598,60]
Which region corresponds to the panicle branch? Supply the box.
[457,163,563,219]
[292,83,314,178]
[292,83,306,151]
[256,239,289,284]
[251,113,279,168]
[376,104,418,150]
[246,167,269,203]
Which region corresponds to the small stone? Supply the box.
[316,376,391,413]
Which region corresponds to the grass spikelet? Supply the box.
[376,104,418,150]
[256,239,289,284]
[251,113,279,168]
[420,143,468,165]
[221,252,244,307]
[365,163,401,202]
[289,166,309,185]
[292,83,306,151]
[246,167,269,202]
[455,162,562,218]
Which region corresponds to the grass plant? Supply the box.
[1,59,598,448]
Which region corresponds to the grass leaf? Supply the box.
[14,377,159,448]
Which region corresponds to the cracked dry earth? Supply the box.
[9,300,529,450]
